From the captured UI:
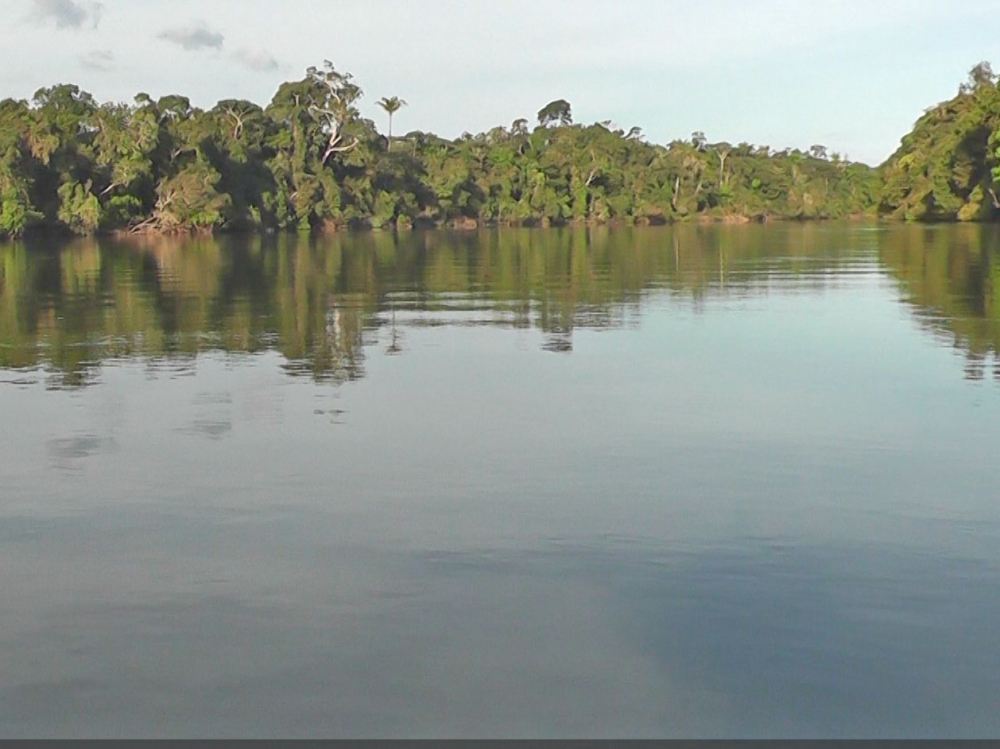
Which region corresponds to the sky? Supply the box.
[1,0,998,165]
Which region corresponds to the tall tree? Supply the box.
[537,100,572,127]
[376,96,407,152]
[307,61,363,165]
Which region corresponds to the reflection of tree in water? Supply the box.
[542,331,574,354]
[0,234,374,387]
[879,224,1000,382]
[385,299,404,356]
[4,224,998,386]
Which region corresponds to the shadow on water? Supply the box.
[3,528,996,738]
[404,539,1000,738]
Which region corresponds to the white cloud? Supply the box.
[157,22,225,52]
[29,0,102,29]
[79,49,115,72]
[232,48,280,73]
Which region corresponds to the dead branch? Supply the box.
[322,137,359,164]
[170,146,195,160]
[310,104,358,164]
[224,107,246,139]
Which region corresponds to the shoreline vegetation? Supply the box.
[1,61,999,240]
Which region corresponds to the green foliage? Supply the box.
[152,160,230,231]
[3,62,1000,237]
[0,174,40,238]
[57,181,101,234]
[880,61,1000,222]
[0,100,42,238]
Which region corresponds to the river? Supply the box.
[1,223,999,737]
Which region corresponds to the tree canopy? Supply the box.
[1,61,998,240]
[879,62,1000,222]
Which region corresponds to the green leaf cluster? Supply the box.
[880,62,1000,222]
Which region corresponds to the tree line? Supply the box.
[1,60,998,239]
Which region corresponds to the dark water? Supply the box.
[2,224,1000,738]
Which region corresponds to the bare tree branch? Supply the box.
[224,106,246,139]
[321,137,359,164]
[309,104,359,164]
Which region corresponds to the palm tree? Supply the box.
[376,96,407,152]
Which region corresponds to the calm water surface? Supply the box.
[2,224,1000,738]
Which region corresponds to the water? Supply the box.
[1,223,999,738]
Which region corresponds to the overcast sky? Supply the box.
[2,0,998,165]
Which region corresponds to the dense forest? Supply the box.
[880,62,1000,222]
[0,61,998,240]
